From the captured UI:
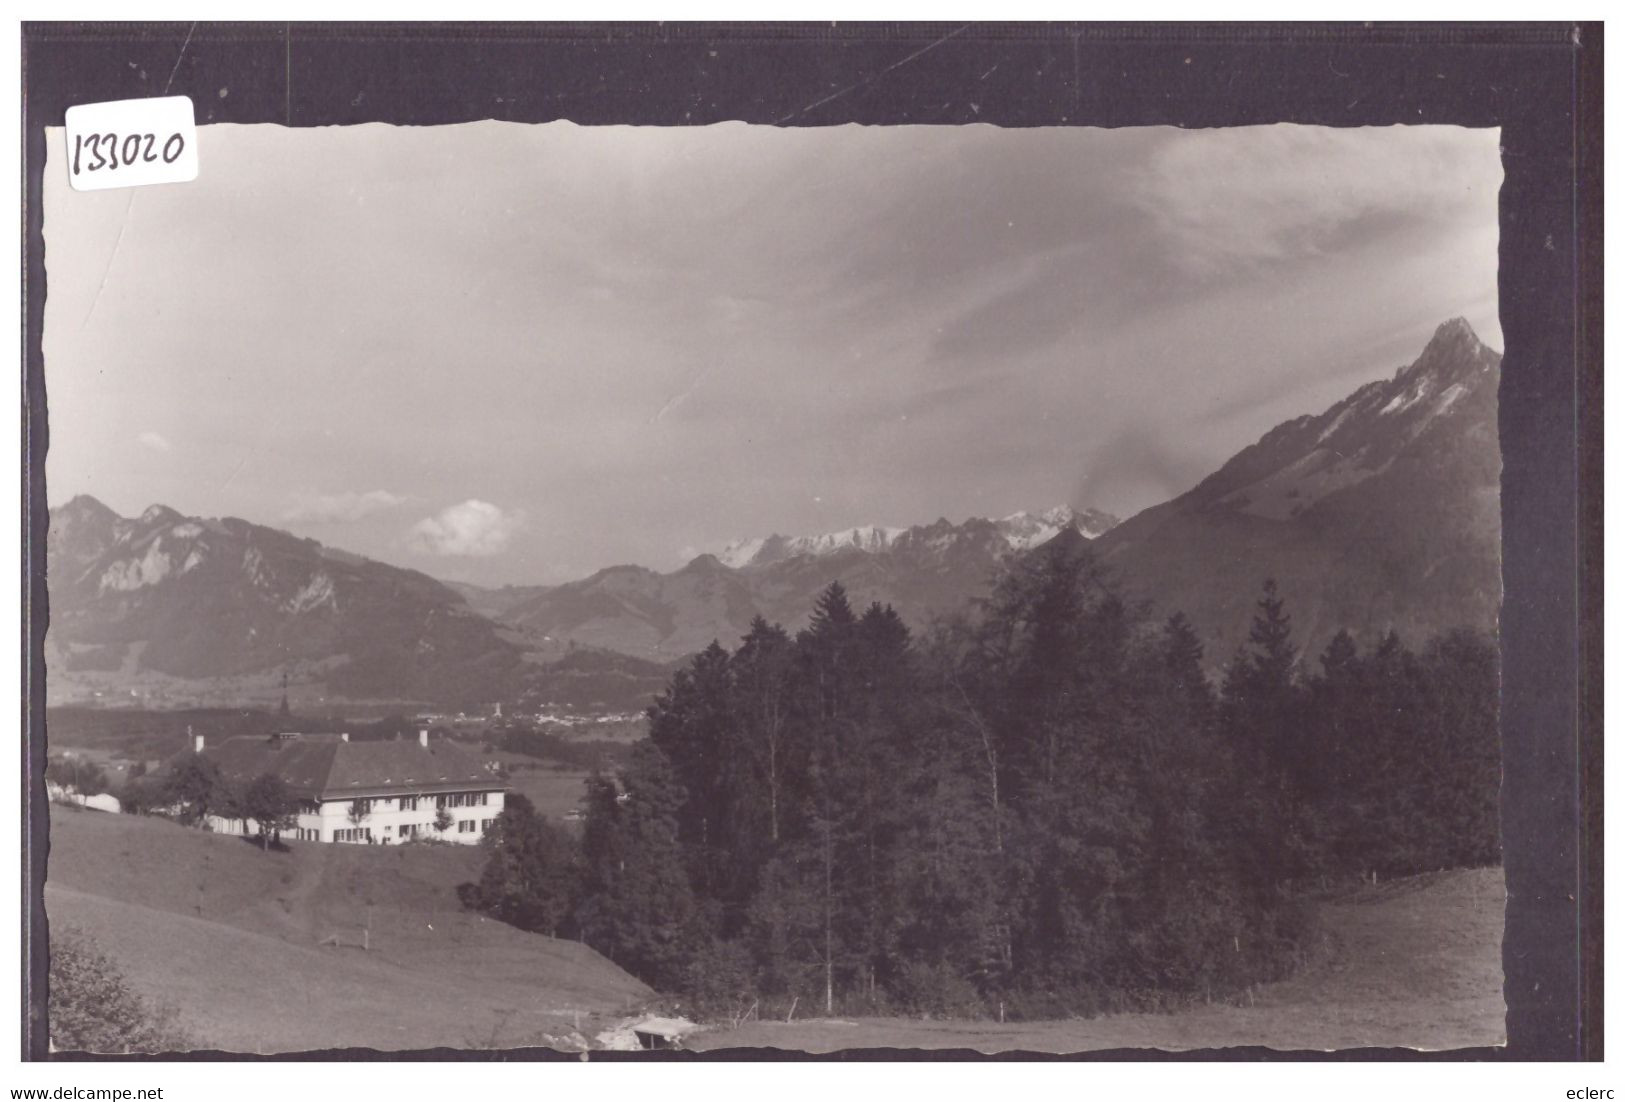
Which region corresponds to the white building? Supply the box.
[45,781,121,814]
[195,729,506,845]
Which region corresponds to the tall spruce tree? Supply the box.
[733,616,797,850]
[1220,579,1313,894]
[462,793,577,937]
[647,641,751,912]
[573,742,700,990]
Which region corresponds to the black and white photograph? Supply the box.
[20,22,1600,1067]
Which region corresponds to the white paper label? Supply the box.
[63,96,198,192]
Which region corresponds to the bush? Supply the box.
[675,937,758,1023]
[49,926,192,1053]
[888,961,988,1019]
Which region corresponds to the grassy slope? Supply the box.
[690,868,1506,1054]
[501,766,593,821]
[46,807,651,1054]
[47,808,1504,1054]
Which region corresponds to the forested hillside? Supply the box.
[461,536,1500,1020]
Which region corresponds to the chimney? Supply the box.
[419,728,429,748]
[340,732,350,743]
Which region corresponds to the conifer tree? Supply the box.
[1220,579,1313,893]
[572,742,701,991]
[462,793,577,936]
[733,617,797,849]
[647,641,747,909]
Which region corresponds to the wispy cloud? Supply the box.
[408,500,520,557]
[137,431,172,453]
[43,123,1500,583]
[283,489,407,524]
[1133,126,1502,276]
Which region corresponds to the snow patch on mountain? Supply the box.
[287,572,337,614]
[718,538,766,570]
[996,506,1103,550]
[1435,383,1468,416]
[242,547,272,588]
[140,504,181,526]
[1316,405,1357,444]
[719,507,1118,568]
[99,543,174,592]
[788,525,905,557]
[720,525,905,569]
[1380,375,1437,415]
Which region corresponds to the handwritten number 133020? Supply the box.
[72,131,186,176]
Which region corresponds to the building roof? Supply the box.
[201,733,505,801]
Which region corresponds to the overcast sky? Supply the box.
[44,122,1501,586]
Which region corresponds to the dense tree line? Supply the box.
[45,755,112,797]
[464,538,1499,1020]
[123,755,301,849]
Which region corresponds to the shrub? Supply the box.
[888,961,988,1019]
[49,927,192,1053]
[675,937,758,1023]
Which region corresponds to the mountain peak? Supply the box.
[681,552,727,572]
[997,505,1119,549]
[48,494,125,561]
[1432,316,1478,344]
[139,503,184,527]
[1407,316,1482,365]
[1090,316,1502,678]
[56,494,119,521]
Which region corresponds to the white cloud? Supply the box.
[283,489,407,524]
[1134,125,1502,275]
[408,499,520,557]
[137,431,172,453]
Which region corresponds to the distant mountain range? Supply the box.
[477,505,1121,661]
[717,506,1119,569]
[44,318,1500,707]
[44,496,525,705]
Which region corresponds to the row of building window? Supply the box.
[439,792,489,808]
[328,820,493,843]
[347,792,491,814]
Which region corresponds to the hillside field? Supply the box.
[689,868,1506,1053]
[45,807,650,1053]
[46,807,1504,1055]
[499,764,593,821]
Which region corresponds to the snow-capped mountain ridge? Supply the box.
[719,505,1119,569]
[719,525,907,570]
